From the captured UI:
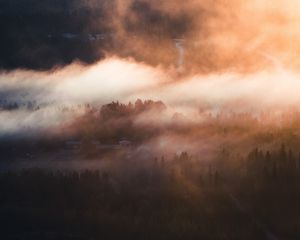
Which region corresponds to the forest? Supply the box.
[1,99,300,239]
[1,146,300,239]
[1,1,300,239]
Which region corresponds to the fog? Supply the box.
[1,57,300,135]
[1,0,300,154]
[2,2,300,239]
[1,0,300,70]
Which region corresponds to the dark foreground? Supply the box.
[1,149,300,240]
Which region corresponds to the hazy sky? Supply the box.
[1,0,300,134]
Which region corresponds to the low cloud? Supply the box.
[1,55,300,135]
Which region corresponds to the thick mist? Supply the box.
[1,0,300,157]
[1,57,300,136]
[2,2,300,239]
[1,0,300,71]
